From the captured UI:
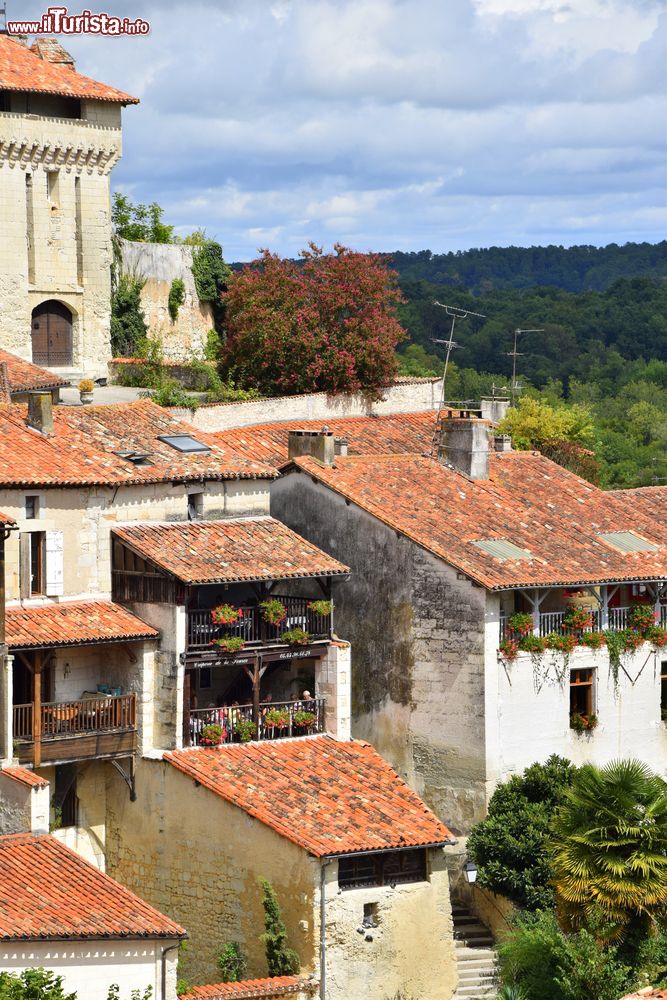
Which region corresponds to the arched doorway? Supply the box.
[31,300,73,366]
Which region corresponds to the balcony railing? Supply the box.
[500,604,667,640]
[12,694,137,765]
[186,698,325,747]
[187,596,332,652]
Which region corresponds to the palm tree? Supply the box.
[550,758,667,939]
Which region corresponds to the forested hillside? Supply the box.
[390,241,667,293]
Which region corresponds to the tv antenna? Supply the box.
[430,302,486,455]
[507,328,542,406]
[0,6,6,32]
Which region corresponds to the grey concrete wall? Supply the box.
[120,240,214,360]
[271,471,488,834]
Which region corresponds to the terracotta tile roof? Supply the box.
[0,349,69,395]
[213,412,436,468]
[0,833,185,940]
[609,485,667,522]
[179,977,314,999]
[0,35,139,103]
[620,991,667,1000]
[0,766,49,789]
[113,517,349,585]
[287,452,667,590]
[0,399,274,487]
[165,736,454,858]
[5,600,158,650]
[0,509,15,526]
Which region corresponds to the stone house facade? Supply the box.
[0,34,138,376]
[250,417,667,834]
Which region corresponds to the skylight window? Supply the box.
[471,539,531,561]
[158,434,211,454]
[598,531,658,554]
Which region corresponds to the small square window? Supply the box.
[187,492,203,521]
[24,496,38,519]
[570,668,594,725]
[199,668,212,690]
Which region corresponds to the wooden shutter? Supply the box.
[19,533,31,599]
[45,531,64,596]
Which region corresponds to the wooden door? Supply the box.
[31,300,73,366]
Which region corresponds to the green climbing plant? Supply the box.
[168,278,186,322]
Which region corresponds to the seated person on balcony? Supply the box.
[300,690,315,711]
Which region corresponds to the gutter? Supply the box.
[320,839,456,861]
[319,858,331,1000]
[161,941,182,1000]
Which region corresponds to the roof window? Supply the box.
[158,434,211,454]
[598,531,658,554]
[472,539,531,561]
[115,451,152,466]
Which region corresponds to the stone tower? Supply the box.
[0,34,138,376]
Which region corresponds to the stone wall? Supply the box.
[120,240,214,360]
[271,471,488,834]
[0,104,124,375]
[168,378,442,432]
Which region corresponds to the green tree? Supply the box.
[217,941,247,983]
[497,910,631,1000]
[497,396,594,452]
[468,756,577,911]
[550,759,667,940]
[112,193,174,243]
[0,969,77,1000]
[259,878,300,976]
[110,273,147,357]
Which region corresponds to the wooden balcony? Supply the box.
[187,596,332,655]
[185,698,325,747]
[500,604,667,640]
[13,693,137,766]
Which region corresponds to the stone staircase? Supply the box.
[452,902,498,999]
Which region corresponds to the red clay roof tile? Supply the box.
[179,977,313,999]
[287,452,667,590]
[113,517,349,585]
[165,737,453,858]
[6,600,158,649]
[0,766,49,789]
[0,35,138,103]
[0,399,274,487]
[213,412,437,468]
[0,833,185,940]
[0,349,69,394]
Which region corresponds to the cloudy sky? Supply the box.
[16,0,667,259]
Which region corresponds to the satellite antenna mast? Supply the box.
[429,302,486,455]
[0,6,7,32]
[507,328,543,406]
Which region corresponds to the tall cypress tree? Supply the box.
[259,878,300,976]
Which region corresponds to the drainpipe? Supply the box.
[160,941,181,1000]
[320,859,332,1000]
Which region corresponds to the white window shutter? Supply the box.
[45,531,64,596]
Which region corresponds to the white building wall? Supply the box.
[0,940,180,1000]
[485,612,667,781]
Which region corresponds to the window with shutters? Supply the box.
[29,532,45,596]
[338,849,427,889]
[45,531,64,596]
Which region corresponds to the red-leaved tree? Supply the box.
[219,243,406,397]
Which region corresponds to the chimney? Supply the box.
[27,391,53,436]
[480,397,510,424]
[494,434,512,453]
[288,429,335,466]
[437,411,491,480]
[334,437,349,457]
[30,37,75,69]
[0,364,10,405]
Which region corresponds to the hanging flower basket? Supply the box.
[562,606,594,632]
[235,718,257,743]
[212,636,246,653]
[507,612,534,636]
[627,603,657,634]
[518,634,547,654]
[546,633,578,654]
[200,723,224,747]
[264,708,290,728]
[280,627,310,646]
[308,599,333,617]
[260,599,287,626]
[579,632,606,650]
[211,603,243,625]
[646,625,667,648]
[499,637,519,661]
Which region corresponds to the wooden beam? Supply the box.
[33,651,42,768]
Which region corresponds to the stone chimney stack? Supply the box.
[0,364,11,406]
[288,429,335,466]
[494,434,512,453]
[437,411,492,480]
[480,397,510,424]
[27,391,54,436]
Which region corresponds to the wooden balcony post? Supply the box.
[33,652,42,768]
[252,657,261,728]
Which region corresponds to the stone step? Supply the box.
[458,969,497,983]
[456,947,497,962]
[454,984,497,998]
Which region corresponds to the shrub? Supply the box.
[0,969,77,999]
[78,379,94,393]
[141,379,196,409]
[468,755,577,911]
[216,941,247,983]
[110,272,147,357]
[280,628,310,646]
[168,277,186,322]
